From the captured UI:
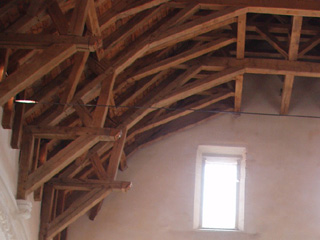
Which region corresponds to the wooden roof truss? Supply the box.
[1,0,320,239]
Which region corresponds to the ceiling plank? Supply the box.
[0,44,77,106]
[280,16,303,115]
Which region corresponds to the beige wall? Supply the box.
[0,108,40,240]
[68,75,320,239]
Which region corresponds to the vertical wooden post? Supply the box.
[280,16,303,114]
[235,14,246,112]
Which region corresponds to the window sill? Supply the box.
[194,228,243,233]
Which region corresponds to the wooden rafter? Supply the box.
[280,16,303,114]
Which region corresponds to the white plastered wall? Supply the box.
[67,74,320,240]
[0,108,40,240]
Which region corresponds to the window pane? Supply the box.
[202,159,238,229]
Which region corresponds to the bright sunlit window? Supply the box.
[194,146,246,231]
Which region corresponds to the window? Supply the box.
[194,146,246,231]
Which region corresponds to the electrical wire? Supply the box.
[14,99,320,120]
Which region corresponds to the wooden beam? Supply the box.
[92,71,116,128]
[68,0,90,36]
[23,135,102,196]
[0,44,77,106]
[107,127,127,180]
[129,90,234,139]
[60,52,89,106]
[281,16,303,115]
[102,5,168,60]
[125,37,236,85]
[90,153,108,180]
[126,105,232,157]
[27,126,121,140]
[11,93,26,149]
[298,34,320,58]
[47,0,69,35]
[49,178,131,191]
[39,184,55,240]
[255,26,288,59]
[99,7,240,97]
[0,48,9,81]
[123,65,202,129]
[235,14,246,112]
[0,49,14,129]
[234,75,243,112]
[167,3,200,28]
[118,70,171,108]
[2,98,14,129]
[236,14,246,59]
[86,0,104,60]
[195,57,320,78]
[17,132,35,199]
[153,67,245,113]
[73,100,94,127]
[89,152,108,220]
[0,33,99,51]
[94,8,240,121]
[119,152,128,171]
[99,0,170,31]
[58,154,88,179]
[175,0,320,17]
[149,7,242,52]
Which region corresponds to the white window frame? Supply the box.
[194,145,246,231]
